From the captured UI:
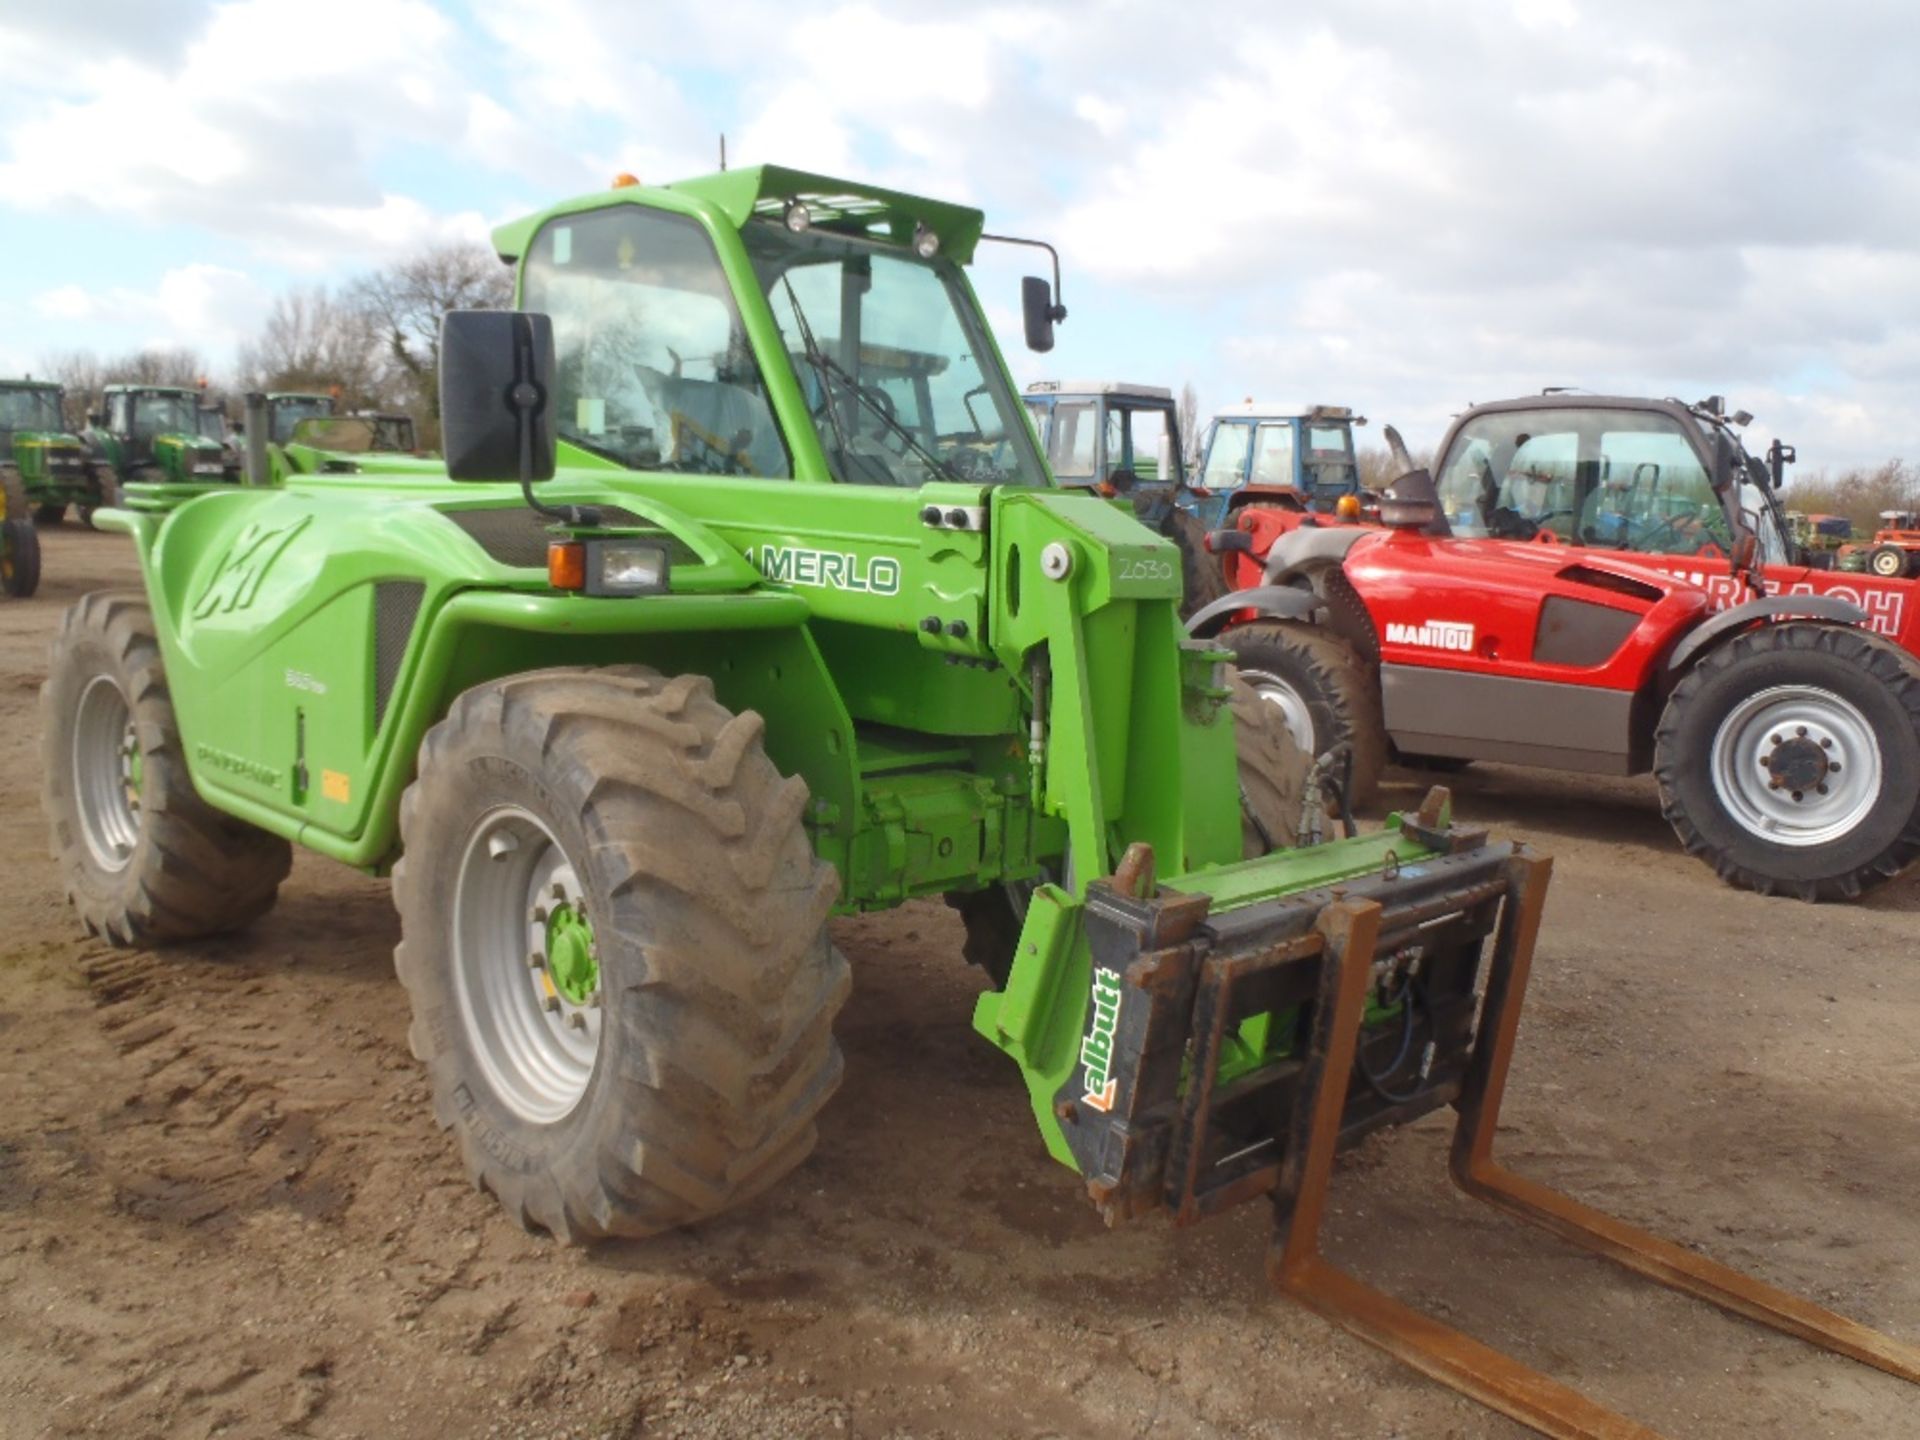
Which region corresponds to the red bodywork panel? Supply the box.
[1331,530,1703,691]
[1230,508,1920,660]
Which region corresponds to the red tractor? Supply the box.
[1844,509,1920,579]
[1190,394,1920,901]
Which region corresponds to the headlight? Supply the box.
[549,537,672,596]
[589,539,671,595]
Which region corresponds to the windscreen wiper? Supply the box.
[802,345,967,484]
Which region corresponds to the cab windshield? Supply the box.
[1436,407,1737,558]
[196,407,226,441]
[0,386,64,433]
[746,222,1046,488]
[130,393,202,441]
[269,397,334,445]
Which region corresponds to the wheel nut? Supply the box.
[550,882,568,901]
[1817,783,1829,795]
[567,1011,587,1031]
[543,995,561,1013]
[529,950,546,969]
[1820,737,1832,749]
[1790,791,1804,802]
[1796,726,1808,738]
[533,905,548,924]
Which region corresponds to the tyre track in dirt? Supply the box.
[2,525,1918,1439]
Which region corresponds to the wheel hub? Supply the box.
[1761,732,1831,797]
[541,898,599,1007]
[1710,686,1882,846]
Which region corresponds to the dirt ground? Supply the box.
[1,524,1916,1440]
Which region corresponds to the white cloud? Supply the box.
[3,1,1920,464]
[32,263,273,356]
[0,0,480,266]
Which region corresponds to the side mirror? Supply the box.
[1022,276,1065,353]
[440,310,557,483]
[1207,529,1253,555]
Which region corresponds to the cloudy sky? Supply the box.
[0,0,1915,466]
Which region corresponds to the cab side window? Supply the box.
[1201,421,1253,490]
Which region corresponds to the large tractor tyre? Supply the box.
[1222,620,1387,806]
[1229,671,1311,853]
[35,503,67,526]
[393,666,850,1242]
[2,518,39,598]
[948,676,1309,988]
[1867,544,1913,579]
[1654,623,1920,901]
[41,593,293,944]
[1166,507,1231,616]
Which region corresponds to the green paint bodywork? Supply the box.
[544,901,598,1006]
[99,165,1448,1175]
[88,384,236,490]
[0,379,96,510]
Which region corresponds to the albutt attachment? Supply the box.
[1270,852,1920,1440]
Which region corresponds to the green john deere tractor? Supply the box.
[84,384,237,517]
[44,166,1913,1438]
[1,377,96,528]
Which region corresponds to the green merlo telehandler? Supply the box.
[40,167,1918,1436]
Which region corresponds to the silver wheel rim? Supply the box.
[1872,551,1903,576]
[1709,685,1883,847]
[73,675,141,872]
[1239,667,1316,754]
[451,806,602,1124]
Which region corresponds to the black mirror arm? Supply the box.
[512,348,596,528]
[980,233,1067,322]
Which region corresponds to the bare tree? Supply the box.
[350,242,514,426]
[1177,381,1201,464]
[235,287,383,405]
[37,350,105,428]
[35,347,209,427]
[1784,459,1919,534]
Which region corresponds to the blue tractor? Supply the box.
[1190,401,1367,522]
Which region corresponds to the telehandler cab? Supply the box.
[42,168,1919,1437]
[1200,399,1920,900]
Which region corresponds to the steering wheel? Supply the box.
[1633,511,1723,557]
[945,445,1000,483]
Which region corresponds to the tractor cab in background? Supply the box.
[86,383,235,501]
[1191,401,1365,524]
[0,377,94,524]
[1022,380,1183,494]
[352,410,421,454]
[1021,380,1227,609]
[263,391,337,445]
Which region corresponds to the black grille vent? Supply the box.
[443,506,653,568]
[373,581,426,728]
